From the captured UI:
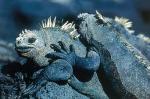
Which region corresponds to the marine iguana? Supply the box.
[76,11,150,99]
[15,17,108,99]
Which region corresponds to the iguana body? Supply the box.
[15,18,108,99]
[77,12,150,99]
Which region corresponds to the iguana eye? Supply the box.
[28,37,36,43]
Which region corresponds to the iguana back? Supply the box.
[78,12,150,99]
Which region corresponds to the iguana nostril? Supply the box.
[28,37,36,43]
[17,40,21,45]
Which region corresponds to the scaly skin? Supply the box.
[77,12,150,99]
[15,19,108,99]
[47,41,107,99]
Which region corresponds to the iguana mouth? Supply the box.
[16,46,34,53]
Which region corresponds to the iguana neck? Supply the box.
[33,48,50,67]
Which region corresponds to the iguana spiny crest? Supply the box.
[137,34,150,44]
[95,10,134,34]
[41,17,80,39]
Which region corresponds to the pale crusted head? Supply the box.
[15,29,46,58]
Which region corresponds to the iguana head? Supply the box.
[78,11,134,39]
[77,11,136,47]
[15,29,46,58]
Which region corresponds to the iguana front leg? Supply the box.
[47,41,100,72]
[22,59,73,95]
[47,42,106,99]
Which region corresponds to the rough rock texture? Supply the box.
[35,82,89,99]
[34,73,106,99]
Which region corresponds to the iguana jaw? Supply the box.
[15,45,35,57]
[16,46,34,53]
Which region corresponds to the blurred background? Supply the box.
[0,0,149,42]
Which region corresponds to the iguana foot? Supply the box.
[47,41,76,66]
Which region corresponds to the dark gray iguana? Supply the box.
[15,17,108,99]
[76,11,150,99]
